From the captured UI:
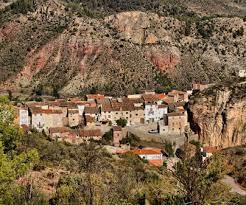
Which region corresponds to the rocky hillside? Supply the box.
[189,80,246,148]
[0,0,245,96]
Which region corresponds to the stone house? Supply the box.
[49,127,79,143]
[79,129,102,141]
[167,90,189,102]
[112,126,123,146]
[99,98,144,126]
[68,109,80,127]
[167,111,188,135]
[31,109,64,132]
[157,104,168,120]
[157,115,169,135]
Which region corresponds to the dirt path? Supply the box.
[222,175,246,196]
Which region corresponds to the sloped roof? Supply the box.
[149,160,164,167]
[84,106,98,114]
[79,129,101,137]
[131,149,162,155]
[32,109,63,115]
[49,127,72,134]
[203,146,219,154]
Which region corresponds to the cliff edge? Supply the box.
[189,80,246,148]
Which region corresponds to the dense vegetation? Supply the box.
[0,97,245,204]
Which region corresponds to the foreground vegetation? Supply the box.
[0,96,245,204]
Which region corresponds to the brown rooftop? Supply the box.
[167,112,185,117]
[79,129,101,137]
[84,107,98,114]
[49,127,72,134]
[32,109,63,115]
[113,126,122,131]
[68,109,79,114]
[142,94,159,103]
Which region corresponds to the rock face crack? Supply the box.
[189,81,246,148]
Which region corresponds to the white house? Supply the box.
[201,146,219,161]
[19,108,29,126]
[132,148,163,160]
[144,104,159,123]
[157,104,168,120]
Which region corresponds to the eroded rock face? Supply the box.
[189,82,246,148]
[105,11,153,44]
[0,0,245,96]
[145,47,181,71]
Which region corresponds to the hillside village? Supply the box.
[12,83,221,167]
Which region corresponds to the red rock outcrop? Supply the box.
[145,48,181,71]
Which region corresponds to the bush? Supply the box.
[102,130,113,144]
[116,118,127,127]
[10,0,37,14]
[120,133,140,147]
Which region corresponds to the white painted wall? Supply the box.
[19,109,29,126]
[139,154,163,160]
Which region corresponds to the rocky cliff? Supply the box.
[189,80,246,148]
[0,0,245,96]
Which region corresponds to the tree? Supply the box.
[0,100,39,204]
[120,133,140,147]
[172,152,232,204]
[102,130,113,144]
[164,140,175,157]
[116,118,127,127]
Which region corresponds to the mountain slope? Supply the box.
[0,0,245,96]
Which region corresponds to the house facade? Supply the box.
[167,112,188,135]
[19,108,29,126]
[144,104,159,123]
[31,109,64,132]
[113,126,123,146]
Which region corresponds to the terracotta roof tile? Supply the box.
[84,107,98,114]
[32,109,63,114]
[49,127,72,134]
[86,94,105,100]
[203,146,219,154]
[131,149,162,155]
[149,160,164,167]
[79,129,101,137]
